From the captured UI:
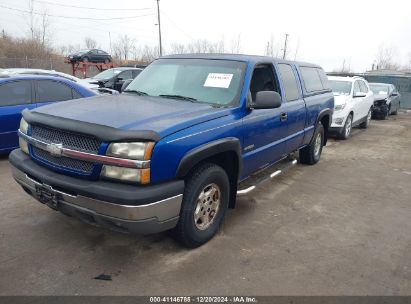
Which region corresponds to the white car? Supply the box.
[328,76,374,139]
[0,68,99,89]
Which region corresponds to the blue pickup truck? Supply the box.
[10,54,334,247]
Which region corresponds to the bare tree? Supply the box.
[140,45,159,62]
[113,35,136,61]
[229,34,242,54]
[84,37,97,49]
[333,59,352,73]
[264,34,277,57]
[170,43,187,54]
[375,44,400,70]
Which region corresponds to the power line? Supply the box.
[0,4,155,21]
[32,0,153,11]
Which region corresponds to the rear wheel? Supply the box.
[299,122,324,165]
[82,57,89,63]
[339,114,352,140]
[360,108,372,128]
[104,58,110,64]
[173,163,230,248]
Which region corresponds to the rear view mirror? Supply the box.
[253,91,282,109]
[353,92,366,98]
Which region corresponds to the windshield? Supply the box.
[125,58,246,106]
[93,69,121,80]
[329,80,352,95]
[369,84,389,95]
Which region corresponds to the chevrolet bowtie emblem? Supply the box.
[46,143,63,157]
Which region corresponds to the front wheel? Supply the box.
[339,114,352,140]
[173,163,230,248]
[360,108,372,128]
[82,57,89,63]
[299,122,324,165]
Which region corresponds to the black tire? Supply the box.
[339,114,353,140]
[173,163,230,248]
[82,57,89,63]
[360,108,372,129]
[104,58,110,64]
[382,108,389,120]
[299,122,324,165]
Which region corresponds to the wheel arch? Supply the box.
[316,108,332,146]
[176,137,242,209]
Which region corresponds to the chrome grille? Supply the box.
[30,125,102,174]
[31,125,101,153]
[32,147,94,173]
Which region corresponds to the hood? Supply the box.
[333,94,350,106]
[373,93,388,101]
[30,94,230,139]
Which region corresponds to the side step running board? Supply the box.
[237,159,297,196]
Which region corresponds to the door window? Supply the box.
[249,64,279,102]
[36,80,73,102]
[278,64,300,101]
[359,81,368,93]
[118,70,133,80]
[300,66,324,92]
[353,81,361,95]
[0,81,32,106]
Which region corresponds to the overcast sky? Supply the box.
[1,0,411,72]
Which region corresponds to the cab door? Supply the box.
[242,63,287,177]
[0,80,35,152]
[277,63,306,152]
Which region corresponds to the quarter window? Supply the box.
[36,80,73,102]
[300,66,324,92]
[278,64,300,101]
[0,81,31,106]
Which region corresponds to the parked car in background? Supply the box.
[369,83,400,119]
[85,67,143,92]
[68,49,112,64]
[11,54,334,247]
[0,75,96,154]
[328,76,374,139]
[0,68,99,89]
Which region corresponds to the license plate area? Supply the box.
[35,184,60,210]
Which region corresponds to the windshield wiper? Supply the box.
[159,94,197,102]
[123,89,149,96]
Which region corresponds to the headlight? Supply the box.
[101,166,150,184]
[334,103,346,111]
[20,118,28,134]
[19,118,29,154]
[106,142,154,160]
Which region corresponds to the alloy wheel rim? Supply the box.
[345,117,352,137]
[314,133,322,157]
[367,110,371,123]
[194,183,221,230]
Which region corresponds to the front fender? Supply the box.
[176,137,242,178]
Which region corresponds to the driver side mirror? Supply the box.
[120,79,133,92]
[253,91,282,109]
[391,92,398,97]
[353,92,366,98]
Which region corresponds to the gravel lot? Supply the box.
[0,112,410,296]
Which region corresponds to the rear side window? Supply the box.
[300,66,324,92]
[278,64,300,101]
[36,80,73,103]
[0,80,31,106]
[316,68,331,90]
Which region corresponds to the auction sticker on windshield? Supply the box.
[204,73,233,88]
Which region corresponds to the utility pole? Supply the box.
[282,33,289,59]
[108,31,112,56]
[156,0,163,57]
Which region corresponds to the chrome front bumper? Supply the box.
[12,165,183,234]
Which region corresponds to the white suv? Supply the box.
[328,76,374,139]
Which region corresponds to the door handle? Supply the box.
[280,112,288,122]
